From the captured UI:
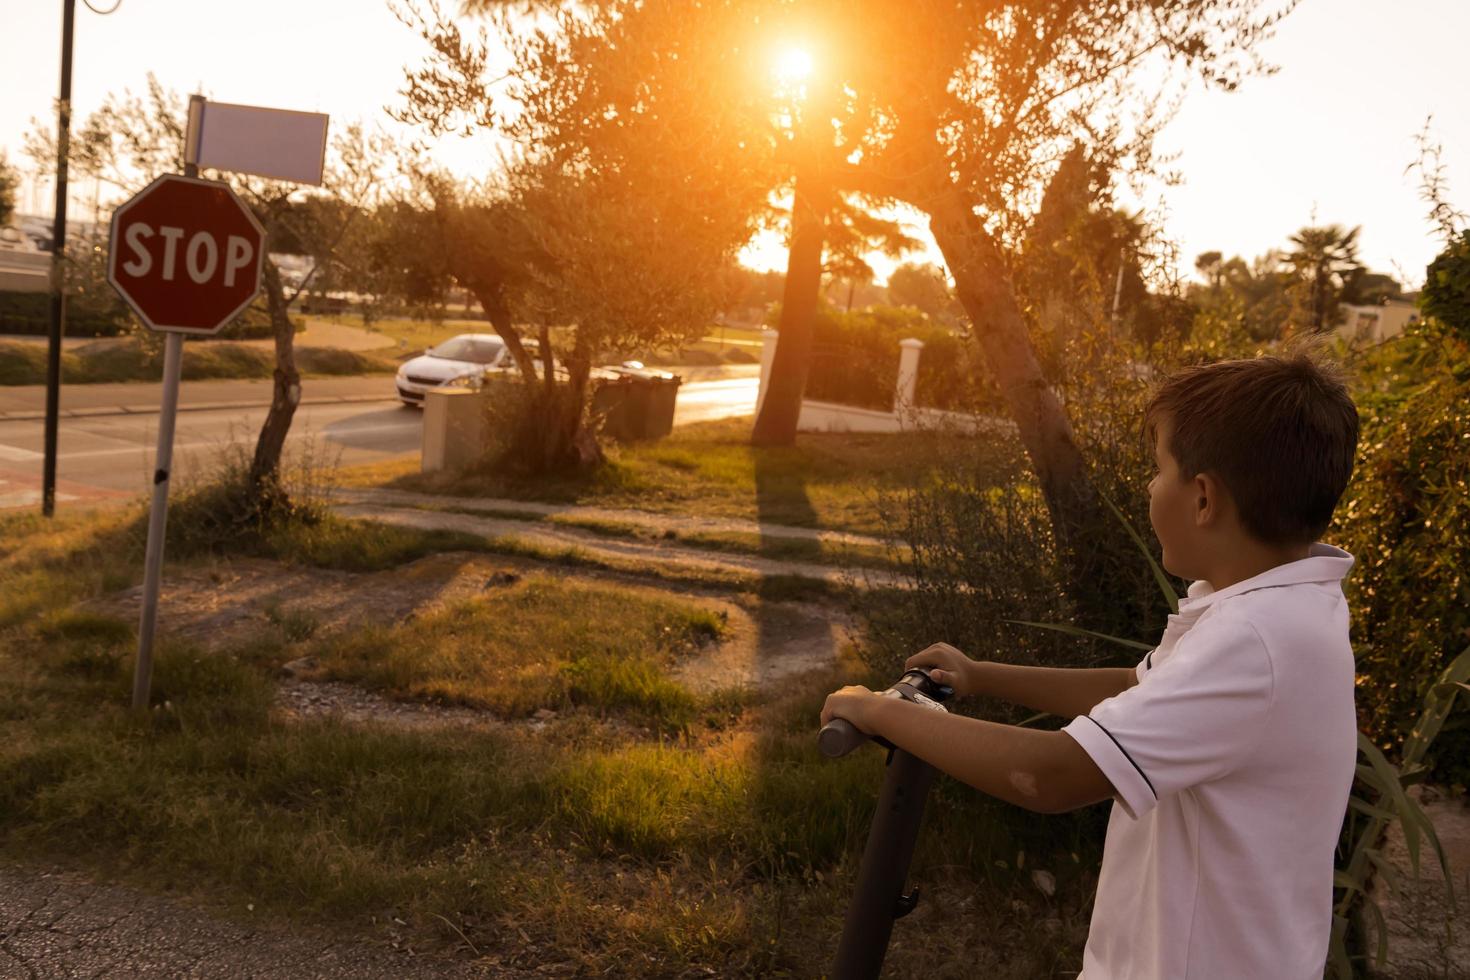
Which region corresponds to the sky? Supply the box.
[3,0,1468,288]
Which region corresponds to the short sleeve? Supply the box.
[1062,615,1275,819]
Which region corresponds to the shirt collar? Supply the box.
[1179,543,1355,613]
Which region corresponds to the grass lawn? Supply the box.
[0,338,397,386]
[334,314,762,368]
[317,314,497,354]
[0,502,1098,977]
[309,575,730,727]
[341,417,1024,537]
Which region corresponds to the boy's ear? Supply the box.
[1193,471,1227,528]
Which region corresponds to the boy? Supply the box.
[821,353,1361,978]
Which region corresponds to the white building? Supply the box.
[1336,300,1419,343]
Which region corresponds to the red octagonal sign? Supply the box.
[107,174,266,335]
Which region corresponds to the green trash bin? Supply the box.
[642,372,680,438]
[592,366,681,441]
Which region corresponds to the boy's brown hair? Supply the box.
[1144,352,1359,545]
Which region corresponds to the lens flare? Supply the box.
[772,46,814,83]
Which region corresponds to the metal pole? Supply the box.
[131,330,184,710]
[130,125,201,711]
[43,0,78,517]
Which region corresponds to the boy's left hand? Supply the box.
[821,685,882,733]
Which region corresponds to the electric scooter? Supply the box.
[818,667,955,979]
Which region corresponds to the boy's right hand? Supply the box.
[906,642,980,697]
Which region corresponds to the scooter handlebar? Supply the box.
[818,717,866,758]
[818,668,954,759]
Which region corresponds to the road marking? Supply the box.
[0,443,43,462]
[0,488,79,508]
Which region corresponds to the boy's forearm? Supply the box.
[866,696,1113,813]
[969,662,1138,719]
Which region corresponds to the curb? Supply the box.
[0,393,397,423]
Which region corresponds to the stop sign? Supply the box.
[107,174,266,335]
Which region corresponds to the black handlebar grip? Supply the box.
[818,717,867,758]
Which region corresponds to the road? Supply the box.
[0,371,759,509]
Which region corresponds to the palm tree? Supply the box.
[1286,224,1362,333]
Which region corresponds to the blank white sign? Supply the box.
[191,101,329,186]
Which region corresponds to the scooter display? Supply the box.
[817,667,955,979]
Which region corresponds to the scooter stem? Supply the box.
[831,746,938,979]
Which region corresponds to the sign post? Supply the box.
[109,94,324,710]
[132,330,184,710]
[107,162,265,710]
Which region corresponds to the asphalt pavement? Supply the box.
[0,370,759,509]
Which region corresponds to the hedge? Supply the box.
[799,305,1001,413]
[0,289,285,340]
[1336,317,1470,787]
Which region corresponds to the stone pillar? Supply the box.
[895,337,924,413]
[422,387,487,472]
[756,327,779,419]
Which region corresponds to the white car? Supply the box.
[395,334,514,406]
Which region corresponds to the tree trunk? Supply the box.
[468,284,538,387]
[927,188,1129,633]
[249,260,301,504]
[751,170,828,447]
[561,343,603,470]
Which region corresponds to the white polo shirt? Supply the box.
[1062,545,1357,980]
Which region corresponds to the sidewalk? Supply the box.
[0,376,393,421]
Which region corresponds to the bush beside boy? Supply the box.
[822,353,1361,978]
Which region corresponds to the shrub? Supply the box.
[799,304,1001,413]
[0,341,79,385]
[0,289,130,337]
[1420,229,1470,340]
[1336,317,1470,786]
[862,328,1175,690]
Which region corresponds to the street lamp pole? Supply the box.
[42,0,78,517]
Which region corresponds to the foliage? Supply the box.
[1286,224,1363,334]
[0,338,387,387]
[1188,250,1292,352]
[1016,148,1180,351]
[1420,229,1470,340]
[863,331,1176,683]
[885,263,961,326]
[0,151,18,226]
[395,0,773,472]
[1335,317,1470,787]
[799,304,996,413]
[1328,647,1468,978]
[1188,225,1402,355]
[0,289,127,338]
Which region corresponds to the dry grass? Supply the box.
[340,417,1021,536]
[310,575,728,728]
[0,503,1098,977]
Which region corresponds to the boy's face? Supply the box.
[1148,417,1207,581]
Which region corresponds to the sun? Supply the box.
[772,45,815,84]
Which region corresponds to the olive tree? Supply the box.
[394,0,772,470]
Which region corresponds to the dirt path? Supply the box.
[1371,786,1470,978]
[333,487,889,548]
[331,498,901,591]
[0,866,503,980]
[86,550,853,718]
